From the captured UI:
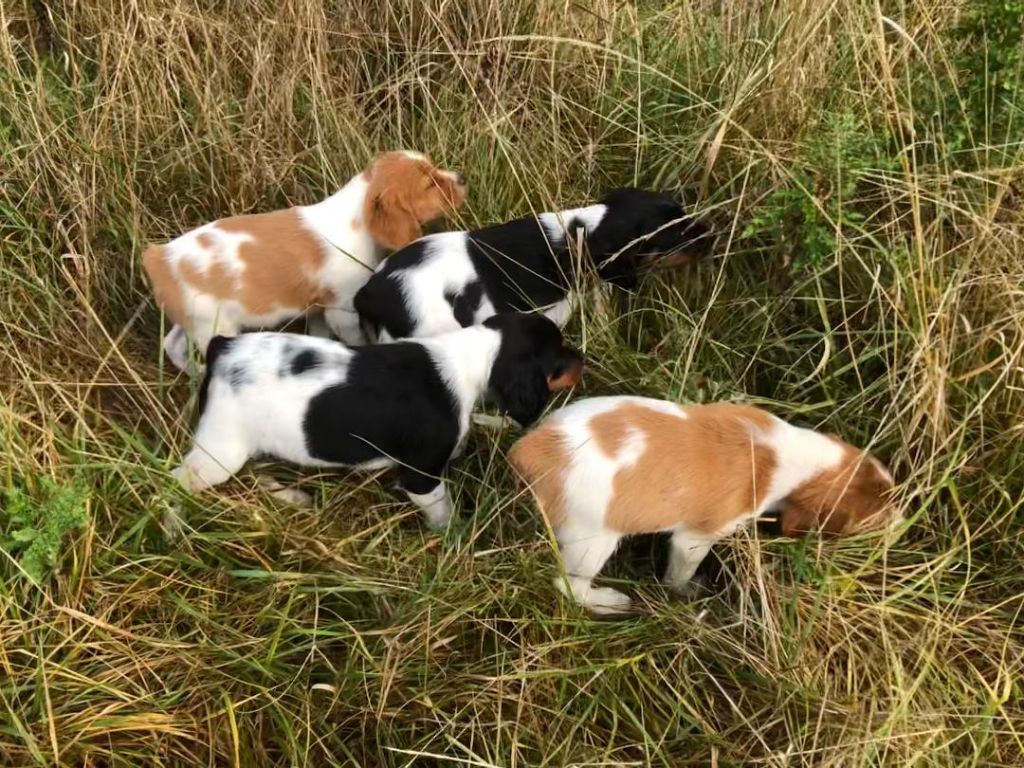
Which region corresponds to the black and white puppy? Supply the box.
[170,313,584,528]
[354,187,710,341]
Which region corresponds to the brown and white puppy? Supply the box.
[143,150,466,370]
[509,396,899,614]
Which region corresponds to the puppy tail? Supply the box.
[197,335,233,415]
[141,244,185,325]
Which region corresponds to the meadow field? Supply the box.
[1,0,1023,765]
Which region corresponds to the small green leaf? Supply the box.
[11,528,38,544]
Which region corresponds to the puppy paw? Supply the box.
[667,574,708,600]
[472,413,512,430]
[170,464,193,492]
[584,587,633,615]
[554,576,633,615]
[272,488,314,507]
[256,476,313,507]
[424,508,452,531]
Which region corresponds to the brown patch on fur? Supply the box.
[779,501,822,537]
[143,209,327,325]
[593,402,779,535]
[508,426,570,529]
[547,356,583,390]
[363,151,467,250]
[177,258,233,298]
[783,445,895,535]
[201,209,325,316]
[350,217,361,231]
[142,244,186,324]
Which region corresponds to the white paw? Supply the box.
[554,576,633,614]
[163,331,189,371]
[269,487,314,507]
[407,486,452,531]
[666,574,707,599]
[171,465,193,492]
[166,350,188,372]
[424,508,452,531]
[257,476,313,507]
[583,587,633,615]
[472,413,511,430]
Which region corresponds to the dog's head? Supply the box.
[484,313,584,427]
[364,151,467,250]
[588,187,711,289]
[781,437,899,536]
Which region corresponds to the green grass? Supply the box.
[1,0,1023,765]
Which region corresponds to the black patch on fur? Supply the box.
[303,342,461,495]
[298,314,579,494]
[290,349,319,376]
[464,217,574,313]
[354,188,709,340]
[483,313,584,427]
[444,281,484,327]
[353,240,425,340]
[198,335,235,415]
[204,335,232,368]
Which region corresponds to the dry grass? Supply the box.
[1,0,1023,765]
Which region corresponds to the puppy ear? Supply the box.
[545,352,584,390]
[780,499,849,537]
[490,362,550,427]
[819,505,850,536]
[364,172,422,250]
[648,216,712,268]
[779,500,818,537]
[588,225,641,289]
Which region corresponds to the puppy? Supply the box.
[171,314,583,529]
[508,396,899,614]
[353,187,710,341]
[143,151,467,369]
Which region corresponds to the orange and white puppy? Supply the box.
[143,151,466,370]
[509,396,899,614]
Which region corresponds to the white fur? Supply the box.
[527,397,851,614]
[162,324,189,371]
[538,204,607,242]
[256,476,314,507]
[392,232,496,338]
[160,172,384,371]
[758,421,845,525]
[419,326,502,442]
[172,327,504,528]
[408,484,452,530]
[542,295,574,327]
